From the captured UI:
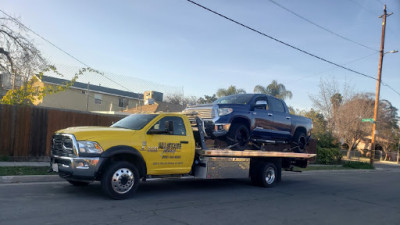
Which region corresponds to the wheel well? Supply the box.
[230,117,250,131]
[99,153,147,179]
[294,127,307,137]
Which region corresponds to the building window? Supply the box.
[94,94,102,104]
[119,98,128,108]
[81,90,86,94]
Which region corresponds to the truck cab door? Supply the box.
[267,97,291,140]
[252,96,275,140]
[145,116,194,175]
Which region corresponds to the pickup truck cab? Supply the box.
[183,94,312,152]
[50,113,315,199]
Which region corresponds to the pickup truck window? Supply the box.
[214,94,253,104]
[111,114,157,130]
[150,116,186,136]
[269,98,285,113]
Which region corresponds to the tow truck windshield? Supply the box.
[111,114,157,130]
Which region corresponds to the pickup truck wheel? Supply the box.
[67,180,90,186]
[101,161,140,200]
[228,124,250,151]
[292,131,307,153]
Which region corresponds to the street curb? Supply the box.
[0,175,63,184]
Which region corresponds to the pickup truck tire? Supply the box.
[67,180,90,186]
[292,131,306,153]
[251,162,277,187]
[227,124,250,151]
[101,161,140,200]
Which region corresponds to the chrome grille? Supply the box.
[51,134,76,157]
[185,107,214,119]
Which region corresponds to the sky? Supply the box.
[1,0,399,112]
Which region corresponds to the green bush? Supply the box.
[316,147,342,164]
[342,161,374,169]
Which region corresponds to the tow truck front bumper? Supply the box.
[51,156,103,181]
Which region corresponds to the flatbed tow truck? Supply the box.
[50,113,315,199]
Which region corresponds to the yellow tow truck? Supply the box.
[50,113,315,199]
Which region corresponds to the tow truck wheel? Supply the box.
[251,162,277,188]
[101,161,140,200]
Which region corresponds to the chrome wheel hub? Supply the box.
[111,168,134,194]
[265,167,275,185]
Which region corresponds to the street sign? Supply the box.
[361,118,374,123]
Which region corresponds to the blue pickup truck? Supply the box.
[183,94,312,152]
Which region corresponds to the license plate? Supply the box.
[52,163,59,172]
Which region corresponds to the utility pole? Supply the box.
[370,5,392,165]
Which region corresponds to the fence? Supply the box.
[0,104,125,160]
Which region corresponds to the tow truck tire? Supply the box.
[291,131,307,153]
[228,123,250,151]
[101,161,140,200]
[251,162,277,188]
[67,180,90,186]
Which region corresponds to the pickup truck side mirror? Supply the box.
[254,100,267,110]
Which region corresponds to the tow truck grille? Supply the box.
[51,134,76,157]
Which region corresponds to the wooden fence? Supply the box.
[0,104,125,160]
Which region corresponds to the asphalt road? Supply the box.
[1,168,399,225]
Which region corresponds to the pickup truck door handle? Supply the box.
[180,141,189,144]
[286,117,291,120]
[268,113,273,117]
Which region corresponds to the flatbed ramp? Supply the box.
[196,149,316,159]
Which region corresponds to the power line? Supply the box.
[268,0,378,52]
[0,8,135,95]
[288,52,379,84]
[186,0,377,81]
[186,0,400,97]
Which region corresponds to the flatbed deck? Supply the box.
[196,149,316,159]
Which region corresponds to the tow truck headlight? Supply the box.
[218,108,233,116]
[78,141,103,155]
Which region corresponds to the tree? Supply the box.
[0,17,47,89]
[254,80,292,100]
[310,78,352,131]
[334,94,375,158]
[1,67,101,105]
[197,94,217,104]
[298,108,337,148]
[164,94,197,107]
[216,85,246,98]
[375,100,399,160]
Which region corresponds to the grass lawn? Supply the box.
[0,167,57,176]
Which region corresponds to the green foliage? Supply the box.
[316,147,342,164]
[1,66,102,105]
[316,132,338,148]
[0,167,56,176]
[342,161,374,169]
